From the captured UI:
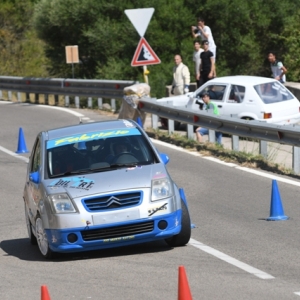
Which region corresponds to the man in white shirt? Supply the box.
[171,54,190,95]
[193,40,204,88]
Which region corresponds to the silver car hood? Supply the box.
[45,163,169,198]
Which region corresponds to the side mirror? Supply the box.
[29,171,40,184]
[159,153,170,165]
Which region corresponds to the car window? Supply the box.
[198,85,227,102]
[254,82,294,104]
[227,85,245,103]
[46,128,158,177]
[31,138,41,173]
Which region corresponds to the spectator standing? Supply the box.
[171,54,190,95]
[195,91,222,144]
[199,40,215,86]
[267,51,287,83]
[191,17,216,61]
[193,40,204,88]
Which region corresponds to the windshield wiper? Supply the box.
[110,162,139,168]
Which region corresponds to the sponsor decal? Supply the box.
[48,177,94,190]
[47,128,141,149]
[103,235,135,243]
[123,120,134,127]
[148,203,168,216]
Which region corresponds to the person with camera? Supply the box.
[195,91,222,144]
[171,54,190,95]
[191,17,216,62]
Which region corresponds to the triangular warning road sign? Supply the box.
[131,37,161,67]
[125,8,154,38]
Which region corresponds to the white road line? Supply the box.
[294,292,300,296]
[0,146,29,163]
[189,238,275,279]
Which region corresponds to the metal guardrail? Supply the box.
[1,75,300,173]
[0,76,137,98]
[138,96,300,173]
[0,76,137,109]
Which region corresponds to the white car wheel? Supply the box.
[35,216,53,258]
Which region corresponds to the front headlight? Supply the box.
[48,193,77,213]
[151,177,173,201]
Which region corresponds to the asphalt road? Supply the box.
[1,102,300,299]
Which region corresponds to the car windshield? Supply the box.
[254,82,294,104]
[46,127,157,177]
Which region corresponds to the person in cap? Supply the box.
[199,40,215,86]
[195,91,222,144]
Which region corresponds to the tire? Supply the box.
[165,199,191,247]
[24,203,37,245]
[35,215,55,259]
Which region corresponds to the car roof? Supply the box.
[209,75,277,85]
[45,119,137,140]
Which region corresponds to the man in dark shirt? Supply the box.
[199,40,215,86]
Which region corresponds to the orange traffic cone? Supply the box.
[178,266,192,300]
[41,285,51,300]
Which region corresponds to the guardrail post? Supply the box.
[168,119,175,134]
[8,91,12,101]
[292,146,300,174]
[98,98,103,109]
[17,92,22,102]
[65,95,69,107]
[75,96,80,108]
[44,94,49,105]
[54,95,59,106]
[151,114,158,129]
[208,130,216,143]
[111,98,116,112]
[0,90,2,99]
[187,124,195,140]
[259,140,268,158]
[88,97,92,109]
[25,93,30,102]
[231,135,239,151]
[34,93,39,104]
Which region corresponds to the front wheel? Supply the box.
[165,199,191,247]
[35,215,55,259]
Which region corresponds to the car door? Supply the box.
[221,84,247,118]
[25,137,43,221]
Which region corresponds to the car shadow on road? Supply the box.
[0,238,174,262]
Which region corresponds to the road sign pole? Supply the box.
[143,66,149,84]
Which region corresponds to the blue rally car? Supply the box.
[23,119,191,258]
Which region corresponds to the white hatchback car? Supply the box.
[161,76,300,127]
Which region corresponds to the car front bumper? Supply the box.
[45,209,182,253]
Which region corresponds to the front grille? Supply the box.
[81,221,154,241]
[82,192,141,212]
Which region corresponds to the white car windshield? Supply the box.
[254,82,294,104]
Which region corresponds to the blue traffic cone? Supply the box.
[267,180,289,221]
[16,127,29,153]
[137,117,143,128]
